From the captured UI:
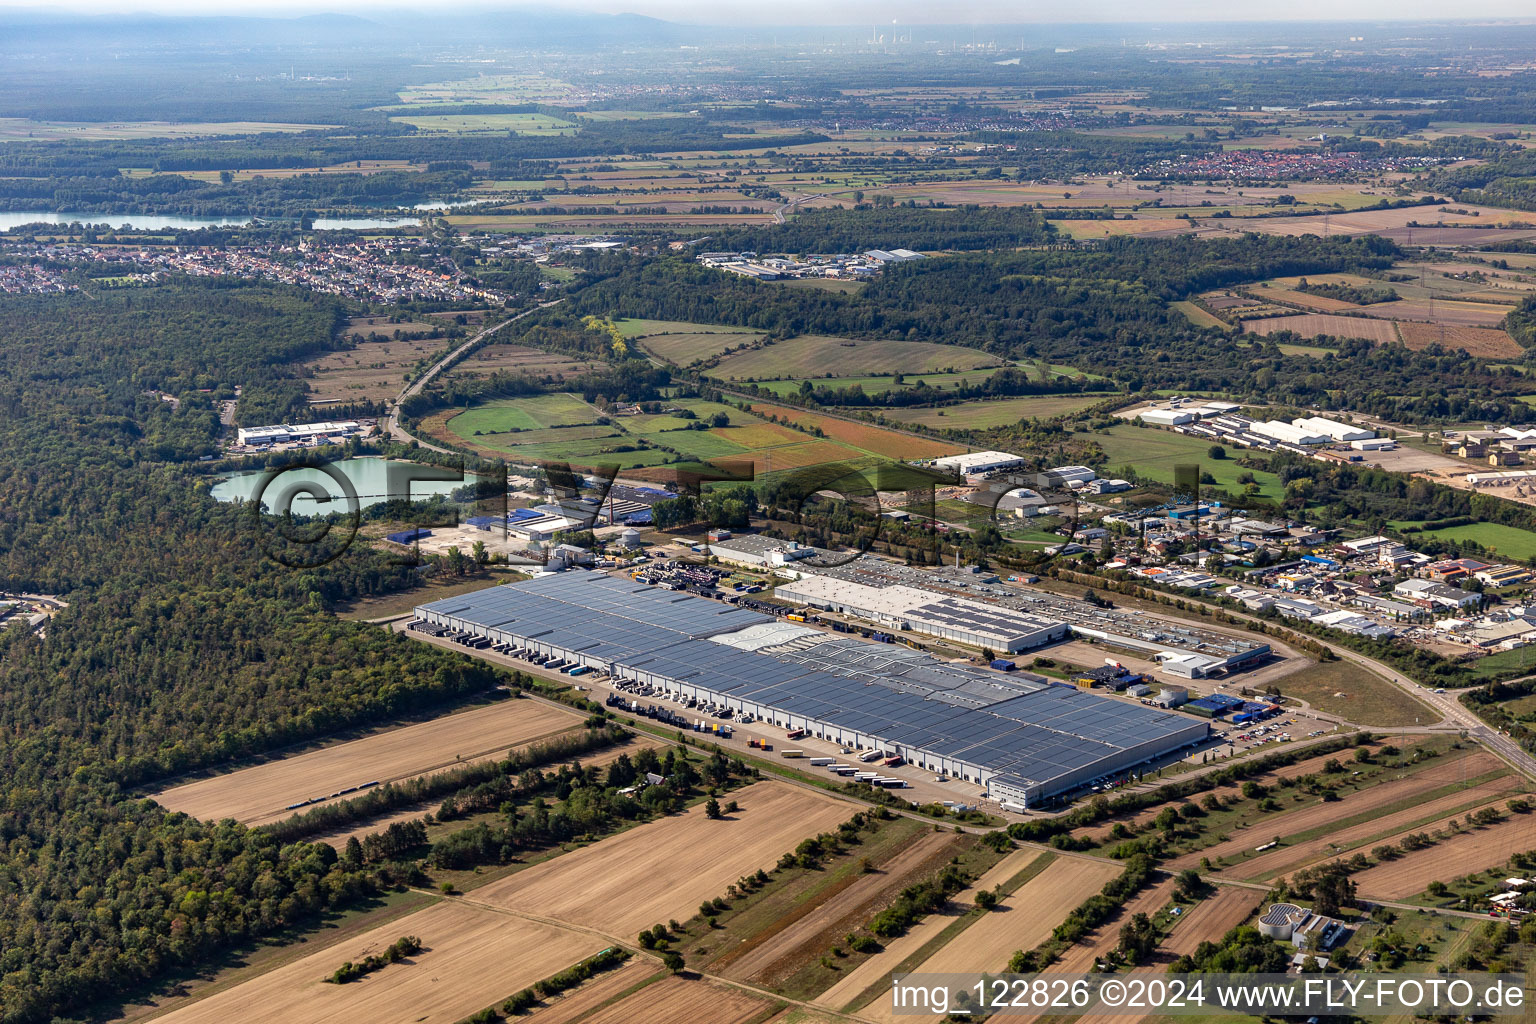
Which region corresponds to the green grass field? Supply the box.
[1274,660,1437,727]
[707,335,1000,381]
[1403,522,1536,561]
[1088,424,1286,501]
[445,393,597,435]
[885,394,1118,429]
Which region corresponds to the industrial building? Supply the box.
[930,450,1028,476]
[1250,420,1330,446]
[774,575,1068,653]
[237,420,363,445]
[1292,416,1375,442]
[771,554,1271,678]
[708,534,821,570]
[414,573,1208,807]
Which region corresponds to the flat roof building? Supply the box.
[414,573,1206,807]
[930,450,1028,476]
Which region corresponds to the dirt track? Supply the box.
[473,781,852,937]
[148,900,598,1024]
[153,700,586,825]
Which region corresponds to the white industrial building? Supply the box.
[1251,420,1330,446]
[1293,416,1375,442]
[930,450,1028,476]
[1139,408,1195,427]
[774,575,1068,653]
[237,420,363,445]
[708,534,819,571]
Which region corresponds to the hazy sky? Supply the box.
[3,0,1535,22]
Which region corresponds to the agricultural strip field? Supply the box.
[746,401,964,460]
[707,336,1000,380]
[1049,874,1179,974]
[1166,751,1508,874]
[1221,775,1524,882]
[447,344,606,381]
[1395,323,1523,357]
[1170,301,1227,329]
[712,824,958,986]
[471,781,852,937]
[570,975,773,1024]
[1077,745,1377,844]
[814,847,1044,1012]
[1359,299,1512,327]
[1241,314,1401,345]
[1344,812,1536,900]
[752,368,1005,397]
[148,900,599,1024]
[152,700,586,826]
[1160,885,1264,958]
[511,960,660,1024]
[307,735,671,850]
[854,857,1124,1024]
[884,394,1117,429]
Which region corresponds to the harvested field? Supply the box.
[639,331,763,366]
[1050,874,1178,974]
[1258,287,1361,312]
[306,335,446,404]
[309,736,670,849]
[1225,773,1523,881]
[518,961,660,1024]
[1166,752,1504,873]
[449,344,605,381]
[473,781,851,936]
[149,900,598,1024]
[1078,745,1376,844]
[575,975,772,1024]
[152,700,586,826]
[1161,886,1264,958]
[855,856,1121,1024]
[708,336,999,380]
[1348,813,1536,900]
[747,402,964,459]
[1360,299,1511,327]
[1242,314,1400,344]
[717,830,958,985]
[1396,322,1522,357]
[815,847,1043,1012]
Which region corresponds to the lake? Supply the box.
[0,211,423,231]
[211,458,479,513]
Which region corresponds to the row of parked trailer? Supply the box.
[788,754,909,788]
[406,621,602,677]
[285,779,381,811]
[604,689,734,737]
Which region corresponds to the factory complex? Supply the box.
[415,572,1209,808]
[709,536,1271,677]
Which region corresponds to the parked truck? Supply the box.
[781,749,805,759]
[857,749,883,763]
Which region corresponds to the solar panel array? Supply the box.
[418,572,1205,789]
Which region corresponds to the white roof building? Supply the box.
[931,450,1028,476]
[1294,416,1375,442]
[1251,420,1330,446]
[1139,408,1194,426]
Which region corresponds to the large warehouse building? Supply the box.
[415,573,1208,808]
[774,575,1068,653]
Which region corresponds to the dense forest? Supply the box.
[0,282,512,1024]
